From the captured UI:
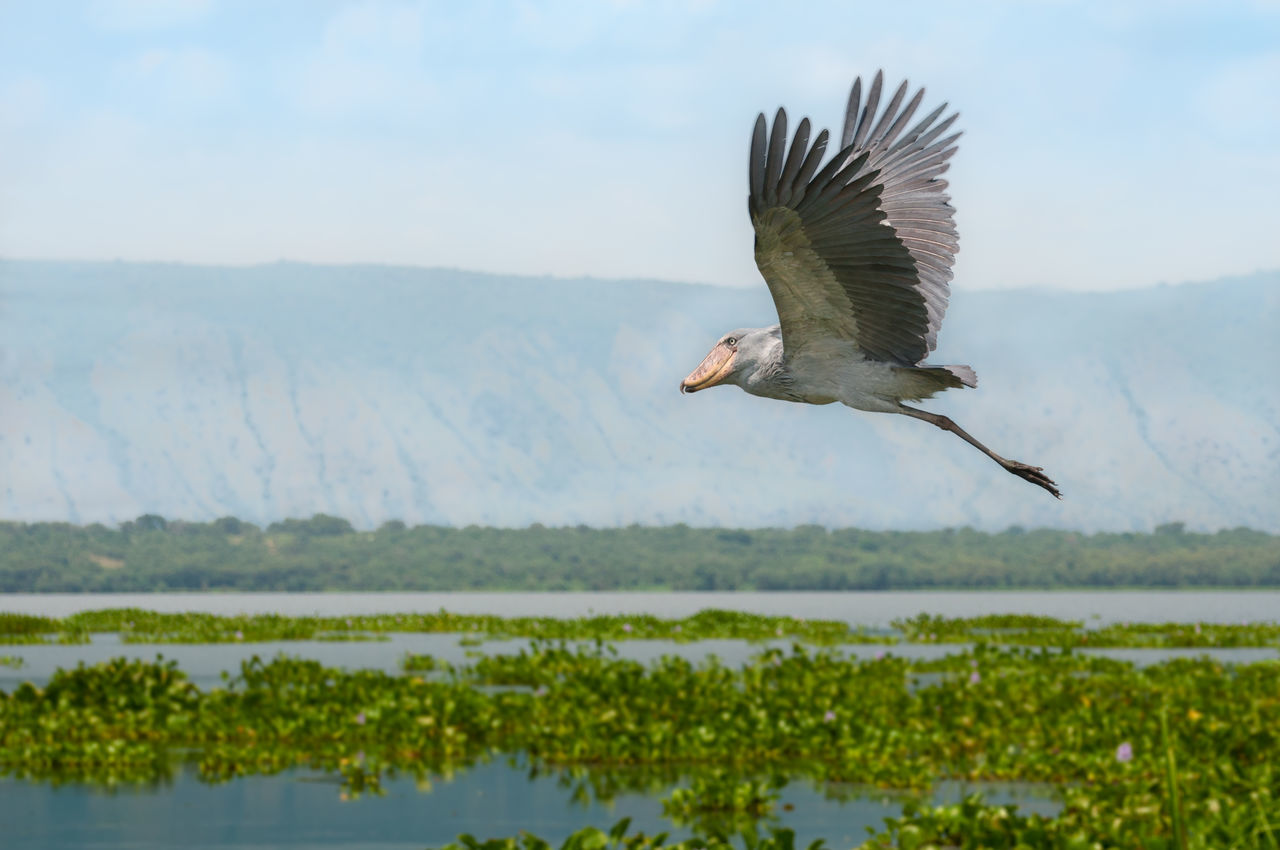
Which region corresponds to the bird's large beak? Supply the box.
[680,344,735,394]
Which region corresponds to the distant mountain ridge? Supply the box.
[1,260,1276,531]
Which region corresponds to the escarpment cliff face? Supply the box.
[2,260,1276,532]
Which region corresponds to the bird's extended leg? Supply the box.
[897,404,1061,499]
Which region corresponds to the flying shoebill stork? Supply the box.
[680,71,1060,498]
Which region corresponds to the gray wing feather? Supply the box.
[750,71,961,365]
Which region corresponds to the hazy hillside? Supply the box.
[1,260,1276,531]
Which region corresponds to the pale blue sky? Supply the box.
[1,1,1277,290]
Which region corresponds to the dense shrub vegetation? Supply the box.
[2,516,1276,591]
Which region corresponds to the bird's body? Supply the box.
[681,72,1060,498]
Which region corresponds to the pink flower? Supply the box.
[969,671,981,684]
[355,712,367,726]
[874,650,885,661]
[622,623,632,633]
[1116,742,1133,763]
[823,710,836,723]
[233,630,244,641]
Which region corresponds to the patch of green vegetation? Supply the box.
[6,608,1280,649]
[662,774,783,837]
[431,817,825,850]
[0,655,21,669]
[0,608,877,646]
[895,613,1280,648]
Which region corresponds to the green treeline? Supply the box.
[1,515,1277,592]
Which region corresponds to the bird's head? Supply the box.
[680,328,766,394]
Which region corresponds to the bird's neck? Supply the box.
[740,334,796,399]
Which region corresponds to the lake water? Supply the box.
[4,589,1279,624]
[3,590,1277,848]
[0,760,1061,850]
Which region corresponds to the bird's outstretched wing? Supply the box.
[750,71,960,366]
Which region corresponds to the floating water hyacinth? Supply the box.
[1116,742,1133,763]
[9,608,1280,649]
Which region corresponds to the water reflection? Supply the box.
[0,758,1063,850]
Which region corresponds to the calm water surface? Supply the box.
[4,589,1278,624]
[0,761,1060,850]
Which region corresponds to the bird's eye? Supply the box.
[725,336,738,347]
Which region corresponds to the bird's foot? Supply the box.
[1002,460,1062,499]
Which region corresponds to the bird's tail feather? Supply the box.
[940,364,977,388]
[892,364,978,401]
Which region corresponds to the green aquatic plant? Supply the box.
[662,774,782,838]
[431,817,825,850]
[893,613,1280,649]
[0,607,878,646]
[0,655,21,669]
[5,607,1280,649]
[1161,706,1188,850]
[0,613,58,636]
